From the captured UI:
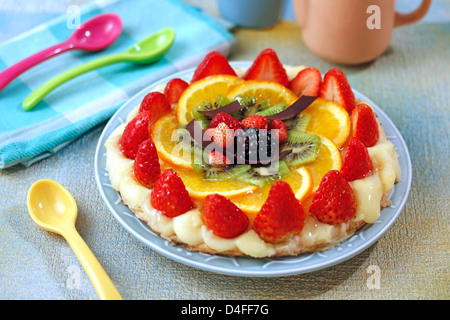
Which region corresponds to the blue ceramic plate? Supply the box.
[94,62,412,277]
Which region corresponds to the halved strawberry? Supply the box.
[213,122,234,148]
[202,194,249,239]
[341,137,373,181]
[138,91,172,130]
[164,78,189,105]
[209,112,241,130]
[288,67,321,97]
[119,111,150,159]
[191,51,237,83]
[253,181,306,243]
[243,48,289,87]
[241,115,268,130]
[208,151,231,167]
[351,104,380,147]
[319,68,355,113]
[133,138,161,188]
[309,170,357,225]
[150,169,194,217]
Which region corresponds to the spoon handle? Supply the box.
[22,53,124,111]
[0,40,74,93]
[62,226,122,300]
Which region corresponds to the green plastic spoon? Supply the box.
[23,27,175,111]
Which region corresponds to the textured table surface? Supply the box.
[0,0,449,300]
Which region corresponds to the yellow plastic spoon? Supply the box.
[27,179,122,300]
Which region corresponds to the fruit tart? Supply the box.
[104,49,401,258]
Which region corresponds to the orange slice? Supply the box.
[302,98,350,148]
[231,166,312,216]
[303,135,342,192]
[152,112,196,170]
[163,165,257,200]
[226,80,298,107]
[177,75,244,124]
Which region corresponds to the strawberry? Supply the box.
[212,122,234,148]
[119,111,150,159]
[340,137,373,181]
[243,48,289,86]
[208,151,230,167]
[309,170,357,225]
[133,138,161,188]
[164,78,189,105]
[209,112,241,130]
[138,91,171,130]
[191,51,237,83]
[203,128,216,141]
[319,68,355,113]
[268,119,288,143]
[253,181,306,243]
[351,104,380,147]
[288,67,322,97]
[202,194,249,238]
[241,115,268,130]
[150,169,194,217]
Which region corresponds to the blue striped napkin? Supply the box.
[0,0,235,168]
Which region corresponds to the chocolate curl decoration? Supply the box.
[266,95,317,121]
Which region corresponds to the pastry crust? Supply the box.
[104,66,401,258]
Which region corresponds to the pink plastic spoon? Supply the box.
[0,13,122,92]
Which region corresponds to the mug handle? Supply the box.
[394,0,432,27]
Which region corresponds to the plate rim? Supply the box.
[94,62,412,277]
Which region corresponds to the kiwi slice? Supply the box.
[285,112,312,134]
[214,94,232,109]
[255,102,288,117]
[230,95,258,120]
[204,164,251,181]
[283,131,320,167]
[192,101,213,130]
[235,160,290,188]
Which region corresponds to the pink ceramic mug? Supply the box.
[293,0,432,65]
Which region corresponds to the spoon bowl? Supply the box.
[70,13,122,51]
[123,27,176,63]
[27,179,77,233]
[0,13,122,93]
[27,179,122,300]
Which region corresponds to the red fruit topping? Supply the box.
[253,181,306,243]
[341,137,373,181]
[133,139,161,188]
[268,119,288,143]
[209,112,241,130]
[208,151,231,167]
[119,111,150,159]
[164,78,189,105]
[213,122,234,148]
[309,170,357,225]
[241,115,268,130]
[351,104,380,147]
[138,91,172,130]
[243,48,289,86]
[150,169,194,218]
[288,67,322,97]
[203,128,216,141]
[319,68,355,113]
[202,194,249,239]
[191,51,237,83]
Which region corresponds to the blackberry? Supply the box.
[233,127,279,163]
